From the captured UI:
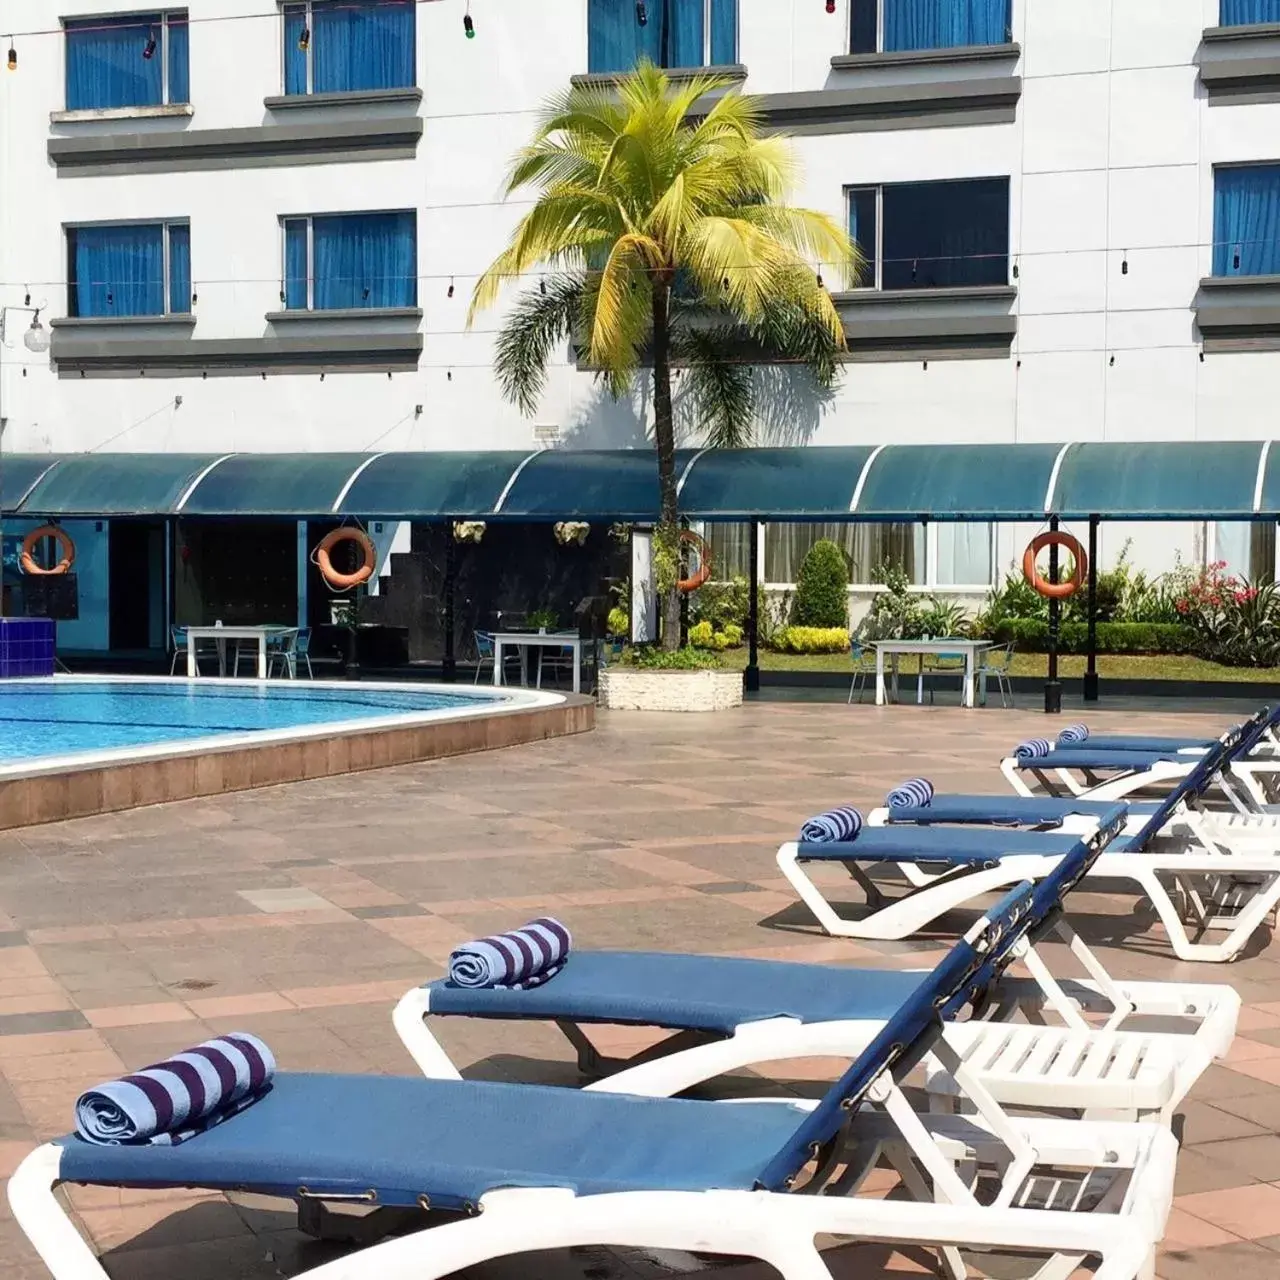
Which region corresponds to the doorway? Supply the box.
[109,520,165,651]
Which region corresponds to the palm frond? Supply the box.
[672,325,755,449]
[491,276,586,416]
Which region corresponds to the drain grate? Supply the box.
[169,979,216,992]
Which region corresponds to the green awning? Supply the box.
[1049,441,1265,519]
[680,447,876,519]
[853,443,1064,520]
[179,453,370,517]
[0,455,64,514]
[338,451,534,519]
[20,453,224,517]
[498,449,698,520]
[1253,443,1280,517]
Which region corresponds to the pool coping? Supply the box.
[0,676,594,829]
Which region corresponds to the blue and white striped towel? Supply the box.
[886,778,934,809]
[800,806,863,843]
[1057,723,1089,746]
[448,917,572,990]
[1014,738,1053,761]
[75,1033,275,1146]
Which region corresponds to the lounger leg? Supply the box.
[391,990,464,1081]
[9,1145,111,1280]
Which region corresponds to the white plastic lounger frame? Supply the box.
[9,1130,1173,1280]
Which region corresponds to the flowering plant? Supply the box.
[553,521,590,547]
[1171,561,1280,666]
[452,520,486,543]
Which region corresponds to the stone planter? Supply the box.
[599,666,744,712]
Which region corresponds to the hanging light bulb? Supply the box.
[297,26,310,52]
[23,312,49,354]
[23,288,30,306]
[816,270,824,288]
[636,1,648,24]
[6,39,16,72]
[143,29,157,59]
[463,10,475,38]
[825,0,836,12]
[540,277,547,295]
[447,277,455,299]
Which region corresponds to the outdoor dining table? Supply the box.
[490,630,583,694]
[185,625,298,680]
[871,638,994,709]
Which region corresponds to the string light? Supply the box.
[6,38,15,71]
[297,25,310,51]
[636,1,648,24]
[142,29,157,59]
[463,6,475,38]
[825,0,836,12]
[447,277,455,298]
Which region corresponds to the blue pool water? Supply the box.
[0,681,498,762]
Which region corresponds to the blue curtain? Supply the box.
[284,220,309,309]
[881,178,1008,289]
[70,224,165,317]
[283,5,307,94]
[167,14,189,104]
[848,188,878,286]
[312,0,415,93]
[167,224,191,314]
[589,1,735,72]
[65,13,164,110]
[709,0,737,62]
[665,0,705,68]
[1221,0,1280,25]
[312,212,416,310]
[1213,166,1280,276]
[883,0,1011,52]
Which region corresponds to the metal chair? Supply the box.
[922,647,967,705]
[473,631,523,685]
[847,641,877,704]
[293,628,314,678]
[977,641,1016,708]
[169,625,218,676]
[267,631,298,679]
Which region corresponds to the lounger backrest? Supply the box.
[1021,802,1126,940]
[755,879,1037,1192]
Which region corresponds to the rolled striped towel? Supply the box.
[887,778,934,810]
[1057,723,1089,746]
[75,1033,275,1146]
[448,917,572,990]
[800,806,863,843]
[1014,738,1053,761]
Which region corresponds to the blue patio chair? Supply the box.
[473,631,522,685]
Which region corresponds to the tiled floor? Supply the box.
[1,698,1279,1279]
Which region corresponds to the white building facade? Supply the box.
[0,0,1278,649]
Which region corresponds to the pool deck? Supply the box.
[0,699,1277,1278]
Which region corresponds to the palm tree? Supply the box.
[469,61,859,650]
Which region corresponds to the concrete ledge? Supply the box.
[600,667,744,712]
[48,116,423,174]
[51,331,424,378]
[51,103,194,124]
[571,64,747,88]
[831,42,1019,71]
[264,307,423,324]
[0,695,593,830]
[1194,275,1280,351]
[51,314,195,330]
[264,87,424,110]
[1199,23,1280,103]
[832,285,1018,359]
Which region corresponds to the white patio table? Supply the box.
[871,638,994,709]
[185,625,298,680]
[490,630,583,694]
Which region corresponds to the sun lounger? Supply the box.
[12,875,1177,1280]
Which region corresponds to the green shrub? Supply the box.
[689,620,715,648]
[917,598,971,639]
[771,626,851,655]
[606,606,630,638]
[791,540,850,629]
[990,620,1198,655]
[721,623,743,647]
[692,575,750,631]
[619,644,721,669]
[862,561,926,640]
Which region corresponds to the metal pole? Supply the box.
[1044,515,1062,715]
[442,530,456,682]
[1083,515,1099,703]
[745,518,760,693]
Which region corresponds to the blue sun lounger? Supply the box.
[11,849,1177,1280]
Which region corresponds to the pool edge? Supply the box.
[0,693,595,830]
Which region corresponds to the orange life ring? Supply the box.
[20,525,75,576]
[1023,531,1087,600]
[315,528,375,590]
[678,530,713,593]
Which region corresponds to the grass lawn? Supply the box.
[715,648,1280,683]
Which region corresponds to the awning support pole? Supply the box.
[442,530,456,683]
[745,518,760,694]
[1083,515,1099,703]
[1044,514,1062,715]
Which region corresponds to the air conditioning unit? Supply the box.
[533,424,561,447]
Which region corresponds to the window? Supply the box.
[1213,166,1280,277]
[1220,1,1280,26]
[64,10,189,110]
[1215,523,1276,584]
[283,0,415,95]
[705,522,753,580]
[67,222,191,318]
[846,178,1010,290]
[765,523,924,585]
[850,0,1011,54]
[935,523,993,586]
[588,0,737,74]
[282,212,417,311]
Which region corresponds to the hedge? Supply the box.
[771,626,852,655]
[989,620,1198,655]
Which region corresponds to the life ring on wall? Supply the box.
[20,525,75,576]
[314,528,375,590]
[678,530,713,593]
[1022,531,1087,600]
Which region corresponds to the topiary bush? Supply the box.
[771,626,852,654]
[791,539,850,629]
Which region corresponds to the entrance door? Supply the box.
[109,520,164,651]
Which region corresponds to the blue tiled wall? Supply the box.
[0,619,55,677]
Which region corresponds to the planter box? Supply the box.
[599,666,743,712]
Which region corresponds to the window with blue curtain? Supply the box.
[67,222,190,318]
[587,0,737,74]
[1220,1,1280,26]
[848,187,879,287]
[65,10,190,110]
[283,0,415,96]
[879,178,1009,289]
[851,0,1012,54]
[1213,166,1280,276]
[281,212,417,310]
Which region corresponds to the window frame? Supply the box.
[278,209,418,312]
[62,9,189,110]
[586,0,738,75]
[281,0,418,96]
[849,0,1013,56]
[64,217,192,319]
[846,184,883,290]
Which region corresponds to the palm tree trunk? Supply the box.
[651,279,682,651]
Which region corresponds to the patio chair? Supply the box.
[394,814,1238,1124]
[266,631,299,679]
[472,631,522,685]
[921,648,968,705]
[977,642,1015,708]
[168,625,218,676]
[846,641,877,703]
[10,881,1177,1280]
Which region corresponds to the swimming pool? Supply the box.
[0,678,526,765]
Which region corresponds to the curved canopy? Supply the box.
[338,451,534,519]
[679,447,875,519]
[179,454,371,517]
[19,453,223,517]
